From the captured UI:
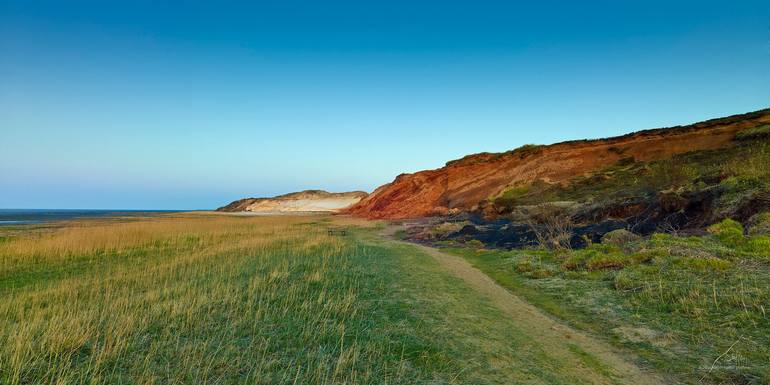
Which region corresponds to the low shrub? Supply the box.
[586,243,623,254]
[748,212,770,236]
[602,229,641,246]
[587,253,632,271]
[525,268,554,279]
[734,124,770,141]
[515,144,545,158]
[521,203,575,250]
[707,218,745,247]
[430,221,467,238]
[465,239,485,249]
[560,244,631,271]
[562,253,589,271]
[630,249,666,264]
[515,259,534,273]
[649,233,674,245]
[555,251,573,261]
[613,271,637,291]
[514,257,554,278]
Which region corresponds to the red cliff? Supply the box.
[347,109,770,219]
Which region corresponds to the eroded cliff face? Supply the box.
[217,190,368,213]
[347,109,770,219]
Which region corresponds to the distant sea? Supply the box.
[0,209,185,226]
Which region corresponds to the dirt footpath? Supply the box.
[383,225,666,385]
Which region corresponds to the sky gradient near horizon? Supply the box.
[2,1,770,209]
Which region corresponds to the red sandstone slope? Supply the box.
[347,109,770,219]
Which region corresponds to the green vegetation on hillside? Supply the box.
[493,139,770,214]
[735,124,770,141]
[444,218,770,384]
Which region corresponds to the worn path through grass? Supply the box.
[377,223,665,385]
[0,214,667,384]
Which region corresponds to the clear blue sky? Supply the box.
[1,1,769,209]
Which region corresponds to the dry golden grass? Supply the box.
[325,215,385,228]
[2,214,306,260]
[0,215,368,384]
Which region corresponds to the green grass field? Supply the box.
[443,222,770,384]
[0,214,653,385]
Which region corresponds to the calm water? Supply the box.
[0,209,185,226]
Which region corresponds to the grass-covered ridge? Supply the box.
[492,139,770,219]
[735,124,770,141]
[412,133,770,383]
[443,218,770,384]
